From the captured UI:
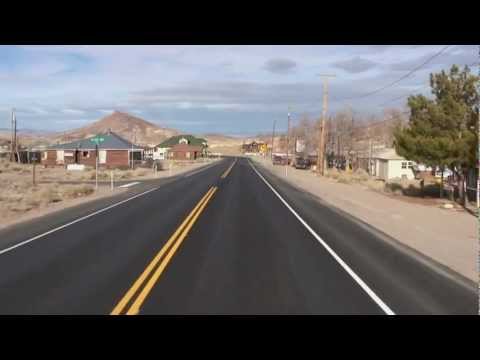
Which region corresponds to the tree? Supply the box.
[394,65,479,201]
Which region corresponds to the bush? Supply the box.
[385,182,403,195]
[326,168,340,180]
[136,170,149,177]
[117,171,133,180]
[61,185,95,199]
[37,185,62,204]
[90,172,109,180]
[337,173,352,184]
[353,168,369,182]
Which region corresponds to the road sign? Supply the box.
[90,137,105,144]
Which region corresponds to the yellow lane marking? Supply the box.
[221,158,237,179]
[110,186,216,315]
[126,186,218,315]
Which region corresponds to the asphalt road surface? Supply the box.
[0,157,476,315]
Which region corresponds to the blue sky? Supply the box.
[0,45,476,136]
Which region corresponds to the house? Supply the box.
[41,131,143,169]
[372,148,416,181]
[152,135,207,160]
[242,141,266,154]
[168,143,203,160]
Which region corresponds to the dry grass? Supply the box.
[0,160,96,219]
[326,168,370,184]
[323,166,427,197]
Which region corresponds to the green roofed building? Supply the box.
[42,130,143,168]
[152,135,208,160]
[157,135,207,148]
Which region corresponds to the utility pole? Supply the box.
[286,107,291,176]
[477,46,480,209]
[317,74,335,176]
[131,130,137,170]
[368,138,372,175]
[271,119,276,161]
[10,108,17,162]
[95,144,99,190]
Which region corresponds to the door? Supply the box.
[99,150,107,164]
[57,150,64,164]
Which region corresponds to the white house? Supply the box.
[373,148,416,181]
[150,147,168,160]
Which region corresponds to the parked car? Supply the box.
[294,158,310,169]
[273,155,287,165]
[434,167,453,178]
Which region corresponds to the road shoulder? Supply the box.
[250,156,478,287]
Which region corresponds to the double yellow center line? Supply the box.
[111,186,218,315]
[111,159,236,315]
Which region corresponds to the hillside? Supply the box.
[202,133,244,148]
[50,111,179,147]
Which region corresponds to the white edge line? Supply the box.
[118,182,141,188]
[0,186,160,256]
[249,160,395,315]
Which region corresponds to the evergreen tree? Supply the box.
[394,65,479,201]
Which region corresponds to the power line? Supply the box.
[332,45,452,104]
[377,60,479,108]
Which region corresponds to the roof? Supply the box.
[169,144,203,152]
[48,131,143,150]
[157,134,207,148]
[373,148,406,160]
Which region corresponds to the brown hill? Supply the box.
[202,133,244,148]
[50,111,179,147]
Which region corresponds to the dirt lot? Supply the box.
[0,158,219,229]
[322,167,472,209]
[0,159,122,228]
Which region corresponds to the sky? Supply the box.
[0,45,477,136]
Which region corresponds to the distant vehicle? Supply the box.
[272,155,287,165]
[434,168,453,178]
[294,158,310,169]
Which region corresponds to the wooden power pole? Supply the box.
[10,108,17,162]
[317,74,335,176]
[286,107,291,176]
[271,119,276,161]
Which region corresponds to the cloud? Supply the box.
[263,58,297,74]
[131,80,373,114]
[390,45,477,71]
[62,108,85,115]
[332,57,378,73]
[1,45,476,135]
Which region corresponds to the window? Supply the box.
[401,162,407,169]
[83,151,89,158]
[42,152,48,160]
[408,161,413,169]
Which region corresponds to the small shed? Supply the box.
[373,148,415,181]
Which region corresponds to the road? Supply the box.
[0,157,476,314]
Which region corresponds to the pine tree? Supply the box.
[394,65,479,201]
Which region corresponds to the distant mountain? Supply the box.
[49,111,179,147]
[201,133,244,148]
